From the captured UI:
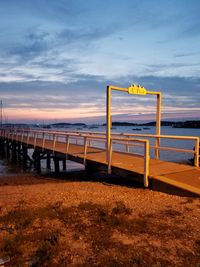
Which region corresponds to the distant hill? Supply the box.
[2,120,200,129]
[50,123,86,127]
[172,120,200,129]
[102,122,138,126]
[102,120,200,128]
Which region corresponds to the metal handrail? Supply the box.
[54,129,199,166]
[0,128,150,187]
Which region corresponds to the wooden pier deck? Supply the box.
[1,129,200,197]
[50,140,200,196]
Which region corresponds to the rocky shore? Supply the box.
[0,173,199,266]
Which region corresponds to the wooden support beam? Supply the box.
[1,138,5,158]
[22,145,28,170]
[6,140,10,159]
[63,159,66,171]
[47,153,51,170]
[32,150,37,168]
[54,157,60,175]
[36,151,41,173]
[11,141,17,162]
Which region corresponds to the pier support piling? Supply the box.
[54,157,60,175]
[22,145,28,170]
[6,140,10,159]
[63,159,66,171]
[11,141,17,163]
[47,153,51,170]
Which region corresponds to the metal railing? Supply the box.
[57,129,200,167]
[0,128,150,187]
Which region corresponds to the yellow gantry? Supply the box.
[106,84,162,174]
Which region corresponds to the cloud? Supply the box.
[0,74,200,123]
[180,20,200,38]
[173,52,199,58]
[58,26,118,44]
[7,29,51,60]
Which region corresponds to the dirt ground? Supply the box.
[0,172,199,267]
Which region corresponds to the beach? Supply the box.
[0,172,199,266]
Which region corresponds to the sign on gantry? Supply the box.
[128,84,147,95]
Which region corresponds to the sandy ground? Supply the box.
[0,172,199,266]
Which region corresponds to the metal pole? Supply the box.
[106,86,111,163]
[108,139,112,174]
[194,138,199,167]
[155,93,161,159]
[144,140,150,187]
[83,136,88,166]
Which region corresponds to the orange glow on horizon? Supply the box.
[4,107,200,123]
[5,107,106,121]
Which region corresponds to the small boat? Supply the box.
[132,128,142,131]
[143,127,150,130]
[43,125,51,129]
[88,126,98,129]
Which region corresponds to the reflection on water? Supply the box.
[0,157,85,177]
[39,159,85,174]
[0,159,24,176]
[28,149,85,174]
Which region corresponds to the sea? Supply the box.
[0,125,199,176]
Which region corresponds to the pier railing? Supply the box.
[60,129,200,167]
[0,128,150,187]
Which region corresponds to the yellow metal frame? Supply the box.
[106,84,162,167]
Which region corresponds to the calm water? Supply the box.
[0,126,199,176]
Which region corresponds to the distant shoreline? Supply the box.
[2,119,200,129]
[103,120,200,129]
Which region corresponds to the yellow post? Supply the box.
[108,139,112,174]
[155,93,161,159]
[83,136,88,166]
[144,140,150,187]
[194,138,199,167]
[106,86,111,168]
[66,135,70,153]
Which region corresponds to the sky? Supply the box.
[0,0,200,124]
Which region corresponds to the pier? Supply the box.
[0,84,200,197]
[0,128,199,196]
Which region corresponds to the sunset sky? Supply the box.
[0,0,200,123]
